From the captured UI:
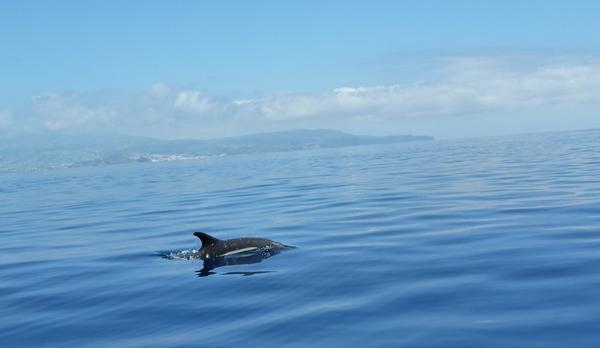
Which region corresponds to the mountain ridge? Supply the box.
[0,129,433,172]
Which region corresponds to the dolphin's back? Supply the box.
[193,232,291,259]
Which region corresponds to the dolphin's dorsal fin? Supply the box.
[193,232,220,247]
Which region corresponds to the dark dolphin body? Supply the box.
[193,232,292,260]
[193,232,293,277]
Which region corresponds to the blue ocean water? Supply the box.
[2,130,600,347]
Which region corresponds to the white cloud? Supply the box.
[253,93,336,120]
[5,56,600,138]
[174,90,212,114]
[19,86,217,135]
[29,93,117,130]
[0,111,13,130]
[244,62,600,121]
[149,82,170,97]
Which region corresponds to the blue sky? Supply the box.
[1,1,599,139]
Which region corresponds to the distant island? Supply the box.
[0,129,433,172]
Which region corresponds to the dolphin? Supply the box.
[193,231,293,260]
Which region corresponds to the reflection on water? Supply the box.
[197,249,281,277]
[220,271,276,276]
[161,247,283,277]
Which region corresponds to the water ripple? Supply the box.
[2,130,600,347]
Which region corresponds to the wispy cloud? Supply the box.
[5,55,600,138]
[173,90,213,114]
[231,57,600,122]
[0,111,13,130]
[29,93,117,131]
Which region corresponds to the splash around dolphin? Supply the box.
[193,231,294,260]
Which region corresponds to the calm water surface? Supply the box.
[2,130,600,347]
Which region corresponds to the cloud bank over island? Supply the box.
[5,55,600,139]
